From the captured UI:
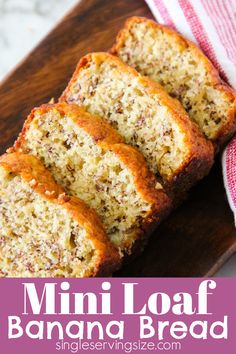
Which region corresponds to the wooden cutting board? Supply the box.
[0,0,235,276]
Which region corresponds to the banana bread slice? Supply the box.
[111,16,236,145]
[13,103,170,255]
[60,52,214,193]
[0,152,120,277]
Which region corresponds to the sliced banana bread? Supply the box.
[60,52,214,193]
[0,152,119,277]
[111,16,236,145]
[13,103,170,255]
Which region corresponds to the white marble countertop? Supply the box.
[0,0,235,277]
[0,0,78,80]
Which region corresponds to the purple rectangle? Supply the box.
[0,278,235,353]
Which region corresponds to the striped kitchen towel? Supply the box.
[146,0,236,223]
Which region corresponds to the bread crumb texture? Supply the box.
[63,55,188,179]
[0,153,119,277]
[60,53,213,192]
[14,104,169,254]
[111,17,236,143]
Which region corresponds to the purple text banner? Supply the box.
[0,278,236,353]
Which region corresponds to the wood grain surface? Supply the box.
[0,0,235,276]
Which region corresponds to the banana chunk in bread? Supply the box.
[13,103,170,255]
[111,16,236,145]
[60,52,214,193]
[0,152,119,277]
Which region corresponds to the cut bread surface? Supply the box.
[60,52,214,192]
[0,153,119,277]
[111,16,236,145]
[13,103,170,254]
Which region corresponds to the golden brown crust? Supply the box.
[108,143,169,219]
[111,16,236,146]
[0,152,121,276]
[13,101,168,205]
[106,142,170,253]
[0,152,64,198]
[13,102,124,152]
[60,52,214,194]
[13,103,171,255]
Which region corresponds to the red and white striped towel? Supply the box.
[146,0,236,223]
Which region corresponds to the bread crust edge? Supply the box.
[110,16,236,146]
[0,152,121,277]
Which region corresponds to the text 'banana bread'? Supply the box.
[60,52,214,193]
[111,16,236,145]
[13,103,170,255]
[0,152,119,277]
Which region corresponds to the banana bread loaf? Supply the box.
[0,152,120,277]
[60,52,214,193]
[13,103,170,255]
[111,16,236,145]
